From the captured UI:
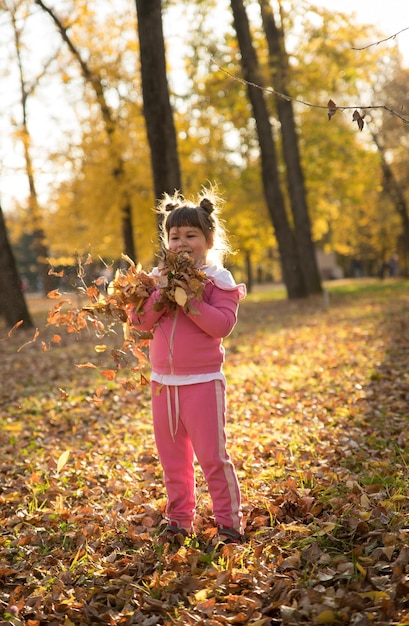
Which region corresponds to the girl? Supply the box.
[128,190,246,545]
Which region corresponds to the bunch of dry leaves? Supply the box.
[32,251,208,391]
[47,251,207,340]
[152,249,207,314]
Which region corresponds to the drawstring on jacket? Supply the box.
[166,385,180,442]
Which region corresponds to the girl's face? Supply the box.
[168,225,210,265]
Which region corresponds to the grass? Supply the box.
[245,276,409,303]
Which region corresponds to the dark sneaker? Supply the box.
[158,521,189,545]
[216,526,244,545]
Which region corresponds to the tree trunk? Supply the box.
[259,0,322,295]
[245,251,253,293]
[135,0,182,231]
[372,132,409,275]
[122,207,137,263]
[0,203,33,329]
[230,0,307,299]
[34,0,137,262]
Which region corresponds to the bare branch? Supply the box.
[352,26,409,51]
[211,58,409,126]
[26,47,62,97]
[34,0,114,133]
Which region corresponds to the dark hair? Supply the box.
[157,189,231,264]
[163,198,215,246]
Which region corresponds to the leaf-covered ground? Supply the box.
[1,279,409,626]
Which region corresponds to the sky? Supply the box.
[314,0,409,63]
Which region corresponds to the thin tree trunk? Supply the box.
[230,0,307,299]
[245,251,253,293]
[35,0,137,262]
[259,0,322,295]
[21,128,54,294]
[0,203,33,329]
[135,0,182,233]
[11,5,54,295]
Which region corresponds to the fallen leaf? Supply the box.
[56,450,70,474]
[101,369,116,380]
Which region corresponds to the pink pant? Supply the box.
[151,379,242,530]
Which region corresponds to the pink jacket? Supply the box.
[129,269,246,376]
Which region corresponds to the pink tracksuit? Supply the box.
[129,266,246,531]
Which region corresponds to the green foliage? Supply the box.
[4,0,408,283]
[46,113,157,266]
[287,5,403,262]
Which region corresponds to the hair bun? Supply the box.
[165,202,177,212]
[200,197,215,214]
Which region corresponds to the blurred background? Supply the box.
[1,0,408,321]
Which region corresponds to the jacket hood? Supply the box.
[203,265,247,300]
